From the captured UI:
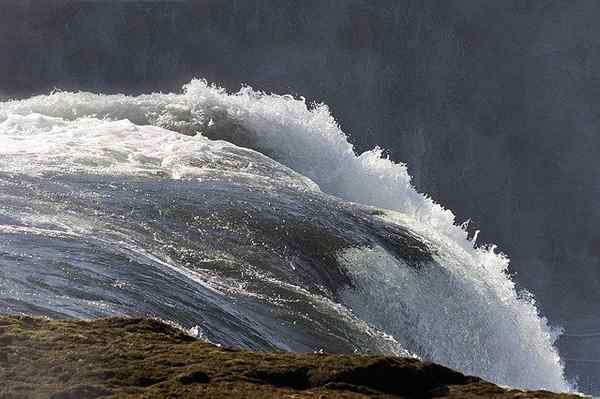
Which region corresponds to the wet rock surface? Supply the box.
[0,316,581,398]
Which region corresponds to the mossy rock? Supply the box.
[0,315,581,398]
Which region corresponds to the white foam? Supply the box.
[0,81,471,248]
[338,242,569,391]
[0,113,316,190]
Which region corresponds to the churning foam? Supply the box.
[339,241,568,391]
[0,80,477,247]
[0,80,573,391]
[0,113,316,190]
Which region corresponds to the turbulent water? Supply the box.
[0,80,573,392]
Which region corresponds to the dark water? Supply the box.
[0,172,422,352]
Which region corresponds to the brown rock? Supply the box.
[0,315,583,399]
[49,384,112,399]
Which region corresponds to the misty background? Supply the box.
[1,0,599,392]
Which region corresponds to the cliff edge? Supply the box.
[0,316,580,398]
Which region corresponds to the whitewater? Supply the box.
[0,79,572,392]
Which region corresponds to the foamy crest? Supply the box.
[0,81,466,247]
[338,241,568,391]
[0,113,317,190]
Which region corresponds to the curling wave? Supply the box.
[0,80,572,392]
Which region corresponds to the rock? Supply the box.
[178,370,210,385]
[0,315,581,398]
[49,385,112,399]
[245,367,310,389]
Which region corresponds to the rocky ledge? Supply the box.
[0,316,580,398]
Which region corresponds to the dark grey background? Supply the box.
[1,0,598,393]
